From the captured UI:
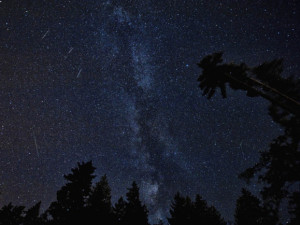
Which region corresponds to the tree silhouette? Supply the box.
[87,174,114,224]
[197,52,300,223]
[207,206,227,225]
[192,194,208,224]
[122,181,149,225]
[197,52,300,115]
[114,197,127,225]
[23,202,42,225]
[46,161,96,224]
[234,189,265,225]
[194,194,226,225]
[0,203,24,225]
[168,193,226,225]
[288,192,300,225]
[168,193,193,225]
[0,202,43,225]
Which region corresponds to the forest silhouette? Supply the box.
[0,161,227,225]
[1,53,299,225]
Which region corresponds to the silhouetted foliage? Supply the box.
[197,52,300,115]
[168,192,226,225]
[288,192,300,225]
[0,202,43,225]
[87,174,114,224]
[114,197,127,225]
[23,202,42,225]
[0,162,152,225]
[122,181,150,225]
[197,52,300,224]
[193,194,208,223]
[168,193,193,225]
[0,162,235,225]
[194,194,226,225]
[0,203,24,225]
[234,189,265,225]
[46,161,96,224]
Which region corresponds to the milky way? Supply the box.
[0,0,299,223]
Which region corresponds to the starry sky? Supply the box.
[0,0,299,223]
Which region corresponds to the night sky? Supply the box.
[0,0,299,223]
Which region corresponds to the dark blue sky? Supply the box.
[0,0,299,223]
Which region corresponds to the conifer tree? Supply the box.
[123,181,149,225]
[193,194,208,223]
[168,192,184,225]
[168,193,193,225]
[46,161,96,224]
[114,197,126,225]
[193,194,226,225]
[234,189,264,225]
[87,174,114,224]
[23,202,42,225]
[0,203,25,225]
[206,205,227,225]
[168,193,226,225]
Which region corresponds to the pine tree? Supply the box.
[192,194,208,223]
[0,203,25,225]
[46,161,96,224]
[123,181,149,225]
[0,202,43,225]
[168,193,226,225]
[168,192,189,225]
[206,205,227,225]
[234,189,264,225]
[193,194,226,225]
[23,202,42,225]
[114,197,126,225]
[87,174,114,224]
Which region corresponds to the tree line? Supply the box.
[0,161,278,225]
[1,52,299,225]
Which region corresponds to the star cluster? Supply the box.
[0,0,299,223]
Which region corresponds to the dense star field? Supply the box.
[0,0,299,223]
